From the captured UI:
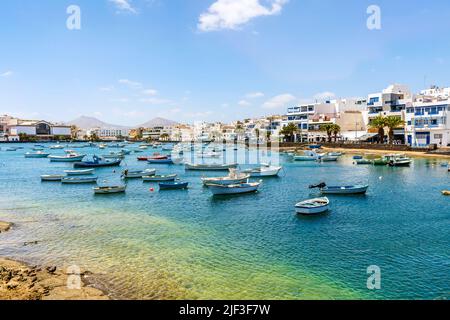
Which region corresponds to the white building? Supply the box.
[405,87,450,147]
[88,127,130,140]
[1,115,71,141]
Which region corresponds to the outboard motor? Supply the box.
[309,182,327,189]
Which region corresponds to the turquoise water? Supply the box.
[0,143,449,299]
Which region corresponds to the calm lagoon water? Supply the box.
[0,143,449,299]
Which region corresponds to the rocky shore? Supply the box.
[0,220,109,300]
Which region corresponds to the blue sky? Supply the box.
[1,0,450,125]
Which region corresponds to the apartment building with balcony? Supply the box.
[405,87,450,147]
[367,84,413,143]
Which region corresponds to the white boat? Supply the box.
[294,150,319,161]
[41,174,65,182]
[242,164,282,177]
[142,174,177,182]
[25,151,50,158]
[123,168,156,178]
[61,176,98,184]
[48,153,86,162]
[385,154,412,167]
[318,154,339,162]
[202,169,250,186]
[328,152,343,157]
[295,197,330,215]
[102,153,125,159]
[93,185,126,194]
[64,169,95,176]
[50,145,65,149]
[185,163,238,171]
[208,182,261,195]
[198,151,221,158]
[5,147,19,151]
[98,144,107,149]
[315,183,369,195]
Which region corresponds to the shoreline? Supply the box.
[0,220,109,300]
[279,146,450,159]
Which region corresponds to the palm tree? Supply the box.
[280,123,298,142]
[266,130,272,142]
[332,124,341,142]
[320,124,335,143]
[369,115,387,144]
[385,116,405,144]
[70,125,79,139]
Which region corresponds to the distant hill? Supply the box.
[66,116,130,129]
[138,117,178,128]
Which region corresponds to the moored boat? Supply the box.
[74,156,121,168]
[50,145,65,149]
[25,151,50,158]
[61,176,98,184]
[386,154,412,167]
[355,159,373,165]
[123,169,156,178]
[202,169,249,186]
[93,184,126,194]
[295,197,330,215]
[147,157,174,164]
[208,182,261,195]
[310,182,369,195]
[41,174,65,182]
[48,153,86,162]
[142,174,177,182]
[64,169,95,176]
[159,181,189,190]
[242,164,282,177]
[185,163,238,171]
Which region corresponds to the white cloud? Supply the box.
[245,91,264,99]
[0,71,13,78]
[198,0,288,32]
[99,86,114,92]
[238,100,252,106]
[142,89,158,96]
[262,93,296,109]
[109,0,137,14]
[118,79,142,89]
[313,91,335,101]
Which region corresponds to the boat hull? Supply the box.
[295,205,329,215]
[74,160,121,168]
[64,169,95,176]
[62,177,98,184]
[49,155,86,162]
[41,175,65,181]
[321,185,369,195]
[185,163,238,171]
[142,175,177,182]
[208,183,260,195]
[94,186,126,194]
[159,182,189,190]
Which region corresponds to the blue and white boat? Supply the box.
[310,182,369,195]
[24,151,50,158]
[41,174,65,182]
[123,169,156,178]
[208,182,261,196]
[159,181,189,190]
[64,169,95,176]
[142,174,177,182]
[74,156,121,168]
[295,197,329,215]
[148,157,174,164]
[294,151,319,161]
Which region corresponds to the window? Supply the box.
[434,134,443,139]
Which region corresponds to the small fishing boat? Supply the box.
[185,163,238,171]
[318,154,339,162]
[61,176,98,184]
[242,164,282,177]
[5,147,19,151]
[198,151,221,158]
[309,144,322,149]
[148,157,174,164]
[202,169,250,186]
[24,151,50,158]
[294,150,319,161]
[353,155,363,160]
[295,197,330,215]
[386,154,412,167]
[93,184,126,194]
[121,149,132,155]
[50,145,65,149]
[123,169,156,178]
[134,149,144,153]
[64,169,95,176]
[355,159,373,165]
[102,153,125,159]
[142,174,177,182]
[328,152,343,157]
[159,181,189,190]
[41,174,65,182]
[48,153,86,162]
[74,156,121,168]
[32,147,44,151]
[208,182,261,195]
[310,182,369,195]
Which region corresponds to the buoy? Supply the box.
[150,188,154,192]
[379,176,383,180]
